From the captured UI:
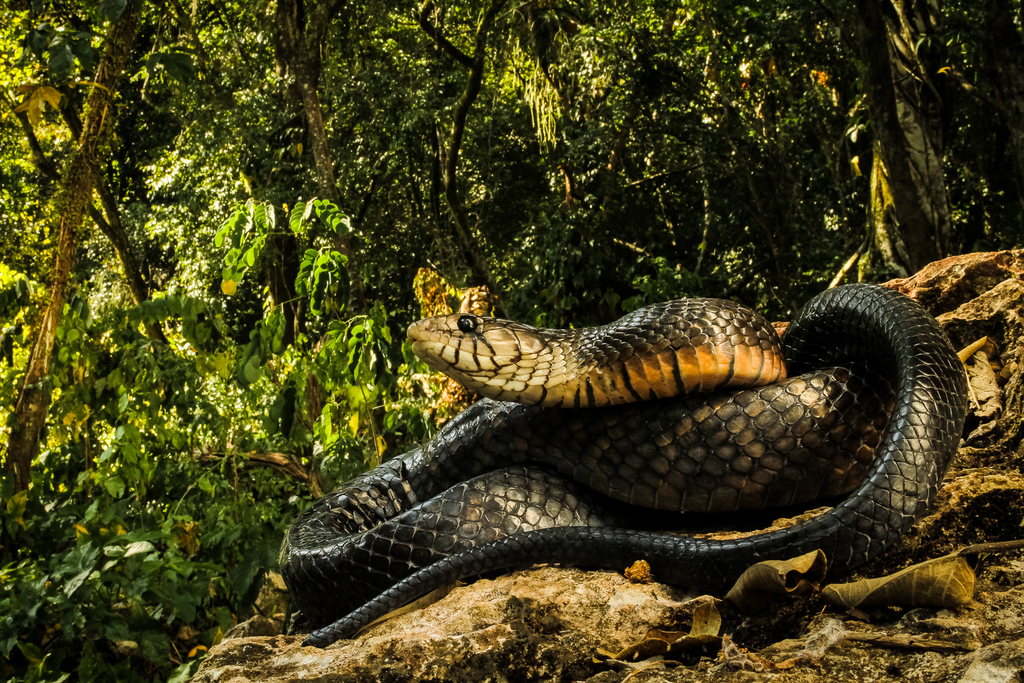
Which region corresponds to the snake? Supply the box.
[281,284,968,648]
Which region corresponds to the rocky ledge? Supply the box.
[191,250,1024,683]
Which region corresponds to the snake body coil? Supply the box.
[282,284,968,647]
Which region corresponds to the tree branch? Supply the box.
[418,0,474,68]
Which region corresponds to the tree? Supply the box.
[418,0,508,297]
[273,0,366,313]
[5,1,141,494]
[850,0,951,275]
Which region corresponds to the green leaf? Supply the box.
[98,0,126,21]
[123,540,155,557]
[253,203,267,232]
[289,201,307,234]
[160,52,196,83]
[237,353,262,387]
[65,569,91,597]
[68,32,96,73]
[104,474,125,498]
[197,475,215,496]
[265,203,276,230]
[47,43,75,81]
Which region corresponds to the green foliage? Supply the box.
[4,0,1024,680]
[215,199,273,288]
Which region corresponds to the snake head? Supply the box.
[407,314,566,401]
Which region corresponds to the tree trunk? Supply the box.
[15,101,161,329]
[5,2,141,494]
[273,0,367,313]
[852,0,950,274]
[419,0,504,294]
[867,139,903,276]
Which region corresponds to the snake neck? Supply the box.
[408,299,786,408]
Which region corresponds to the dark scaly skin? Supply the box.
[285,365,890,626]
[283,285,968,647]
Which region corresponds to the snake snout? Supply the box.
[407,319,432,339]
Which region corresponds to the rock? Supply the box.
[882,249,1024,316]
[223,616,283,641]
[192,567,695,682]
[936,278,1024,352]
[192,252,1024,683]
[252,571,289,623]
[954,638,1024,683]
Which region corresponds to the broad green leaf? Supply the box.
[160,52,196,83]
[289,201,307,233]
[104,475,126,498]
[238,354,262,387]
[123,541,155,557]
[98,0,126,21]
[214,222,230,248]
[47,43,75,81]
[65,569,91,597]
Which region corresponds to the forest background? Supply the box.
[1,0,1022,680]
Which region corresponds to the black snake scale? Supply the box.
[281,284,968,647]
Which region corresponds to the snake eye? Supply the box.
[457,315,477,333]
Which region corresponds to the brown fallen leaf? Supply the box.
[594,633,721,666]
[724,550,828,612]
[821,553,975,610]
[594,596,723,666]
[967,350,1000,410]
[689,597,722,637]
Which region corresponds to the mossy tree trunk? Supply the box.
[852,0,951,276]
[5,1,141,494]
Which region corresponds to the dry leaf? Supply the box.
[595,633,722,666]
[624,559,654,583]
[725,550,828,612]
[821,553,975,610]
[689,597,722,637]
[594,596,723,666]
[14,85,62,127]
[967,351,1000,414]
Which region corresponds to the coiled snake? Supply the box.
[281,284,968,647]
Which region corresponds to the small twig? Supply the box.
[842,632,970,653]
[958,538,1024,557]
[958,337,994,410]
[828,233,871,289]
